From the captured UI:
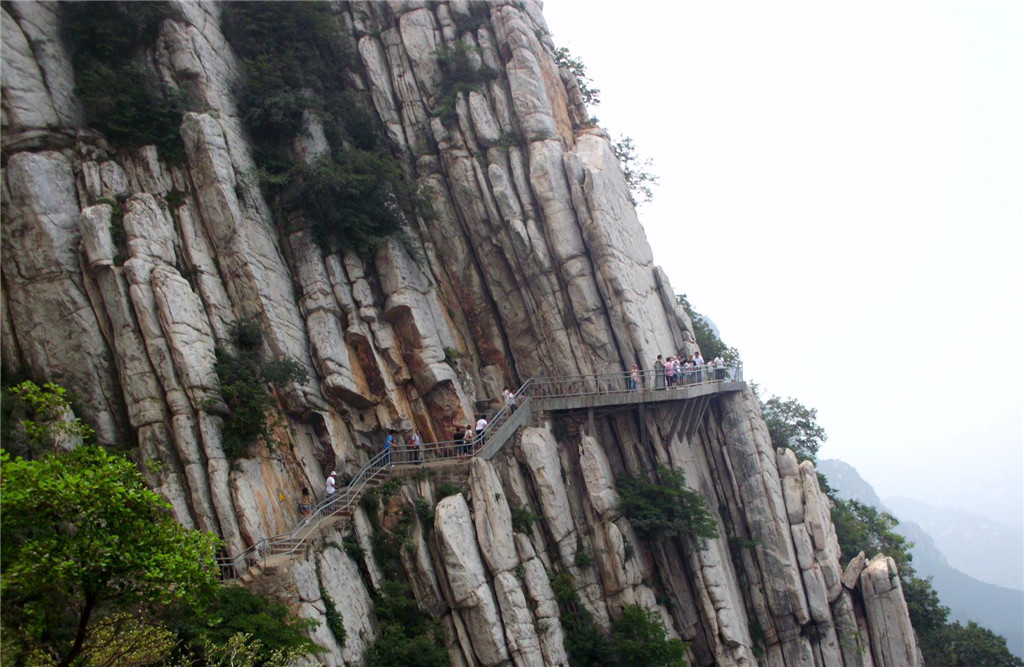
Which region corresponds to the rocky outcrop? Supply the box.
[1,1,919,665]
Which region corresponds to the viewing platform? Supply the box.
[217,364,746,580]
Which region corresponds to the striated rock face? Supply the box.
[1,1,918,665]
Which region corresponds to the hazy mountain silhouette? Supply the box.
[817,459,1023,659]
[884,494,1023,591]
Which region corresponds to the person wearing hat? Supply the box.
[326,471,337,497]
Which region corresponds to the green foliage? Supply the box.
[61,2,188,162]
[551,573,610,666]
[901,575,950,658]
[182,632,313,667]
[550,575,687,667]
[825,479,1019,663]
[364,583,449,667]
[553,47,601,106]
[760,395,827,462]
[609,605,688,667]
[81,614,177,667]
[2,381,95,458]
[414,497,435,527]
[0,446,220,666]
[314,561,346,648]
[612,136,658,205]
[443,346,462,369]
[168,585,320,664]
[221,2,348,143]
[214,319,308,459]
[830,498,913,567]
[511,505,536,533]
[574,548,594,569]
[434,41,498,125]
[436,482,463,500]
[617,466,719,545]
[165,188,187,209]
[674,294,741,363]
[623,540,635,561]
[294,150,412,255]
[343,536,365,560]
[926,621,1024,667]
[221,2,409,255]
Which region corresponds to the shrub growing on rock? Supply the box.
[61,1,189,162]
[617,466,718,546]
[214,318,307,459]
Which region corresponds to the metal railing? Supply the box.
[216,448,391,579]
[215,366,740,579]
[527,363,742,400]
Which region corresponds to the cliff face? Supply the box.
[1,2,919,665]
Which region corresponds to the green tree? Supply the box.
[618,466,719,546]
[0,446,221,667]
[760,395,827,461]
[612,136,658,205]
[829,498,913,566]
[609,605,687,667]
[674,295,741,363]
[553,47,601,106]
[165,586,319,666]
[928,621,1024,667]
[364,581,449,667]
[2,381,95,459]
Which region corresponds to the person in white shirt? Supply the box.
[326,471,337,497]
[503,388,517,413]
[475,417,488,450]
[714,355,725,380]
[411,430,422,464]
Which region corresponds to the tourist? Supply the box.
[411,429,422,464]
[665,356,676,387]
[326,471,337,497]
[384,430,395,467]
[475,416,488,450]
[451,426,463,459]
[629,364,640,392]
[503,388,517,414]
[299,487,313,524]
[462,424,474,458]
[714,354,725,380]
[655,355,665,389]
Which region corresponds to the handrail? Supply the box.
[215,367,740,579]
[526,363,742,399]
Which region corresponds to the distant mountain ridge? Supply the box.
[817,459,1024,659]
[884,494,1024,590]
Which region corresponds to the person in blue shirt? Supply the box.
[384,430,395,467]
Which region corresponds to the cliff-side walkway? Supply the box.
[217,365,746,580]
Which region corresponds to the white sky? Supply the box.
[541,0,1023,528]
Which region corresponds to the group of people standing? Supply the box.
[631,352,727,391]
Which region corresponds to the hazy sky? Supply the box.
[542,0,1023,528]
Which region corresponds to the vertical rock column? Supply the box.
[434,493,512,666]
[469,458,548,666]
[718,391,816,663]
[77,200,194,527]
[2,152,123,444]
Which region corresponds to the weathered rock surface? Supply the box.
[0,2,920,665]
